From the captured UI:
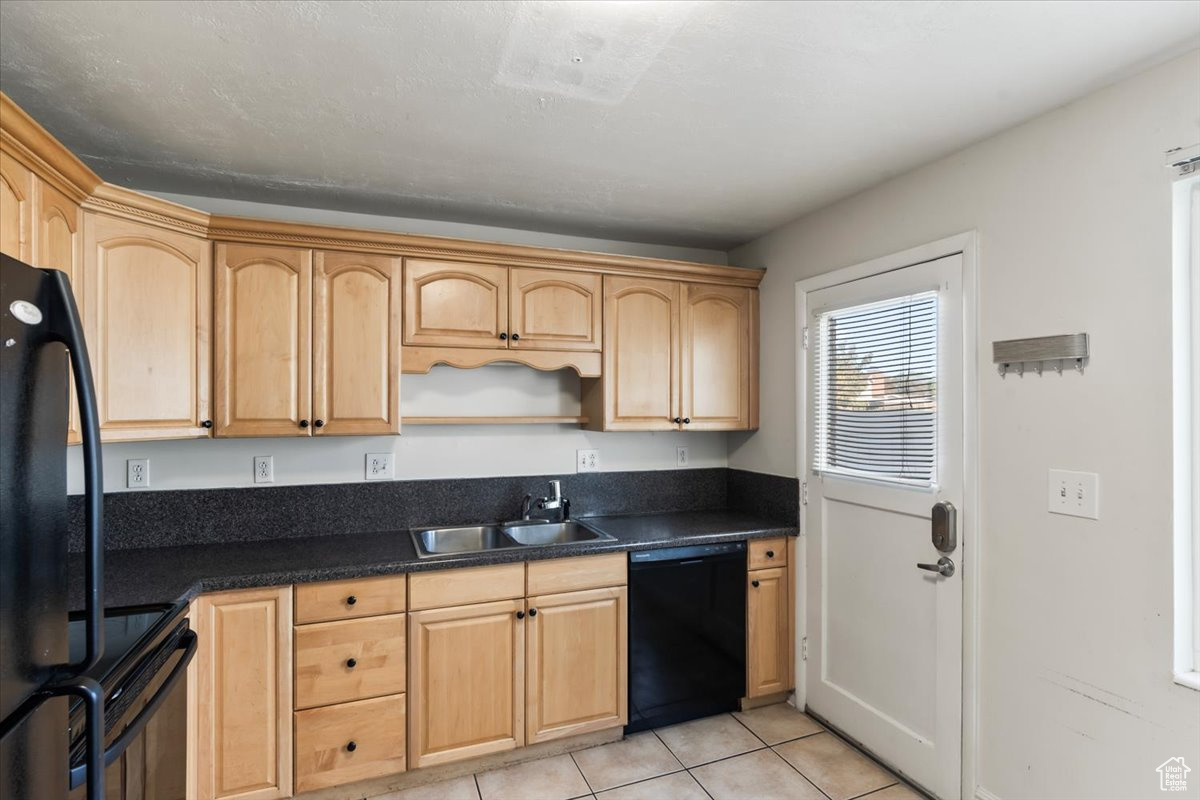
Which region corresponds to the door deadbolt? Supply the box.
[932,500,957,553]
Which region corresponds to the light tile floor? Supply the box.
[374,703,926,800]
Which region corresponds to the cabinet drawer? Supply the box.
[295,574,406,623]
[408,563,525,611]
[748,538,787,570]
[294,694,406,792]
[295,615,406,710]
[526,553,627,595]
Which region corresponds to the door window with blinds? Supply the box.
[812,292,938,486]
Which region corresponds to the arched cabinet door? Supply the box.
[0,151,33,260]
[312,251,402,435]
[509,268,601,352]
[84,214,211,441]
[214,242,312,437]
[33,180,83,443]
[681,284,756,431]
[403,259,508,348]
[598,275,680,431]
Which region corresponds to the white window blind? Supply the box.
[813,292,938,486]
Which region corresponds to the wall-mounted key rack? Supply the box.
[993,333,1089,376]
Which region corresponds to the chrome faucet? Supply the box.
[524,480,570,522]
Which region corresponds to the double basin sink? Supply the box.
[410,520,615,559]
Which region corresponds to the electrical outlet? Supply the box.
[577,449,599,473]
[1048,469,1099,519]
[126,458,149,489]
[676,446,690,467]
[366,453,395,481]
[254,456,274,484]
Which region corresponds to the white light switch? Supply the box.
[1048,469,1099,519]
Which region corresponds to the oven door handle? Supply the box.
[75,630,196,786]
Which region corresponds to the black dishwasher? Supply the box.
[626,542,746,733]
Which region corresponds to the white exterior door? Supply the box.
[803,253,964,800]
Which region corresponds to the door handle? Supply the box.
[931,500,957,553]
[917,556,955,577]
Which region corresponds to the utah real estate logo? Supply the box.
[1158,757,1190,792]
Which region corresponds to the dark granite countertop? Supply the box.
[71,510,797,611]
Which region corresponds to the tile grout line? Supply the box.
[728,709,771,748]
[473,772,483,800]
[684,767,718,800]
[845,782,902,800]
[568,751,596,797]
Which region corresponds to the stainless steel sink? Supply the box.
[411,525,520,558]
[410,520,614,558]
[501,521,614,547]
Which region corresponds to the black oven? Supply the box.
[66,604,196,800]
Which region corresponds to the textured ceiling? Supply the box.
[1,0,1197,249]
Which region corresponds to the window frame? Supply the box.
[1173,172,1200,691]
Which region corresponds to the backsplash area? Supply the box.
[69,468,797,552]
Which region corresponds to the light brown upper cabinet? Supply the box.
[313,251,402,435]
[509,268,601,351]
[585,277,758,432]
[404,259,508,348]
[215,243,400,437]
[404,260,601,352]
[215,243,312,437]
[84,214,212,441]
[585,276,680,431]
[33,180,83,443]
[681,283,757,430]
[0,151,33,261]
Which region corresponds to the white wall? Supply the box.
[729,51,1200,800]
[68,198,731,494]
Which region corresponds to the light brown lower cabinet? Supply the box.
[526,586,627,744]
[408,598,526,768]
[191,586,293,800]
[294,694,406,793]
[747,566,791,698]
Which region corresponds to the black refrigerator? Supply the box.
[1,253,105,800]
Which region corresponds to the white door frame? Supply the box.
[793,231,980,800]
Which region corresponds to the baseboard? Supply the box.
[296,726,623,799]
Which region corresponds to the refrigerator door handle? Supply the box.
[0,677,105,800]
[45,270,104,676]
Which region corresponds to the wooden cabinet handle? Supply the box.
[752,580,760,588]
[528,608,537,617]
[516,610,525,619]
[766,550,774,558]
[499,332,508,340]
[346,595,357,606]
[683,418,691,424]
[201,419,213,428]
[511,333,520,341]
[299,419,309,428]
[346,657,357,669]
[673,417,682,424]
[346,741,357,752]
[314,419,325,428]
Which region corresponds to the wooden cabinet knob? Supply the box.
[528,608,538,617]
[201,419,213,428]
[752,580,760,588]
[499,332,508,340]
[346,741,357,752]
[346,657,357,669]
[346,595,357,606]
[511,333,520,341]
[516,610,525,619]
[314,419,325,428]
[299,419,309,428]
[766,550,774,558]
